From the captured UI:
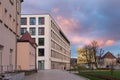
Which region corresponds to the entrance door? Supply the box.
[38,60,44,70]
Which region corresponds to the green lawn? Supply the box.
[91,70,120,79]
[78,73,104,80]
[78,70,120,80]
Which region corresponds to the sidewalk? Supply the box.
[25,70,89,80]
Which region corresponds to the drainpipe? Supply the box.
[15,0,18,71]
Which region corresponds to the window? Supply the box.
[21,18,27,25]
[38,38,44,46]
[0,45,3,66]
[30,17,36,25]
[38,48,44,56]
[30,27,36,35]
[38,60,44,70]
[21,28,27,35]
[9,49,13,65]
[38,17,44,25]
[38,27,44,35]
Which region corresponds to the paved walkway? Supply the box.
[25,70,89,80]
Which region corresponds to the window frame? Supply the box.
[38,38,44,46]
[38,48,45,56]
[38,27,44,35]
[38,17,45,25]
[29,27,36,35]
[21,17,27,25]
[30,17,36,25]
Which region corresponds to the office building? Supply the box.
[21,14,70,70]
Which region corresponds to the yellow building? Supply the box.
[76,48,87,64]
[77,48,96,69]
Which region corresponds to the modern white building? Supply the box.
[21,14,70,70]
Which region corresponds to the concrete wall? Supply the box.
[17,42,36,71]
[0,0,21,72]
[104,58,116,67]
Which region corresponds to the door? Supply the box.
[38,60,44,70]
[9,49,13,71]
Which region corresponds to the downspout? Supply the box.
[15,0,18,71]
[35,45,37,72]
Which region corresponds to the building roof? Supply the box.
[102,51,116,59]
[19,31,37,48]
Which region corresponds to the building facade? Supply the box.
[76,48,87,64]
[17,31,37,71]
[21,14,70,70]
[0,0,23,73]
[101,51,116,68]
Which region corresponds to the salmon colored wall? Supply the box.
[17,42,36,71]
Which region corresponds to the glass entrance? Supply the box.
[38,60,44,70]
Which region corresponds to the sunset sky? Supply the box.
[22,0,120,57]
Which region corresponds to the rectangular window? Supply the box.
[30,17,36,25]
[21,28,27,35]
[0,46,3,67]
[38,38,44,46]
[38,27,44,35]
[30,27,36,35]
[38,48,44,56]
[38,17,44,25]
[21,18,27,25]
[9,49,13,65]
[38,60,44,70]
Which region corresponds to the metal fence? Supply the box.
[0,65,21,73]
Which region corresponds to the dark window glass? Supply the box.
[21,18,27,25]
[21,28,27,35]
[38,27,44,35]
[30,17,36,25]
[38,48,44,56]
[38,38,44,46]
[38,17,44,25]
[30,27,36,35]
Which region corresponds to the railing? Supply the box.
[0,65,21,74]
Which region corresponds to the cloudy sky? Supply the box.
[22,0,120,57]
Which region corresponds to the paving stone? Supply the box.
[25,70,89,80]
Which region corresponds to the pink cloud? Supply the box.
[70,35,93,45]
[56,15,78,34]
[105,40,115,46]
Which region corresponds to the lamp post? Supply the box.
[70,50,71,73]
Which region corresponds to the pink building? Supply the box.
[0,0,23,73]
[17,31,37,71]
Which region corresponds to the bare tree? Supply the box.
[83,45,94,69]
[97,48,104,68]
[90,41,98,68]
